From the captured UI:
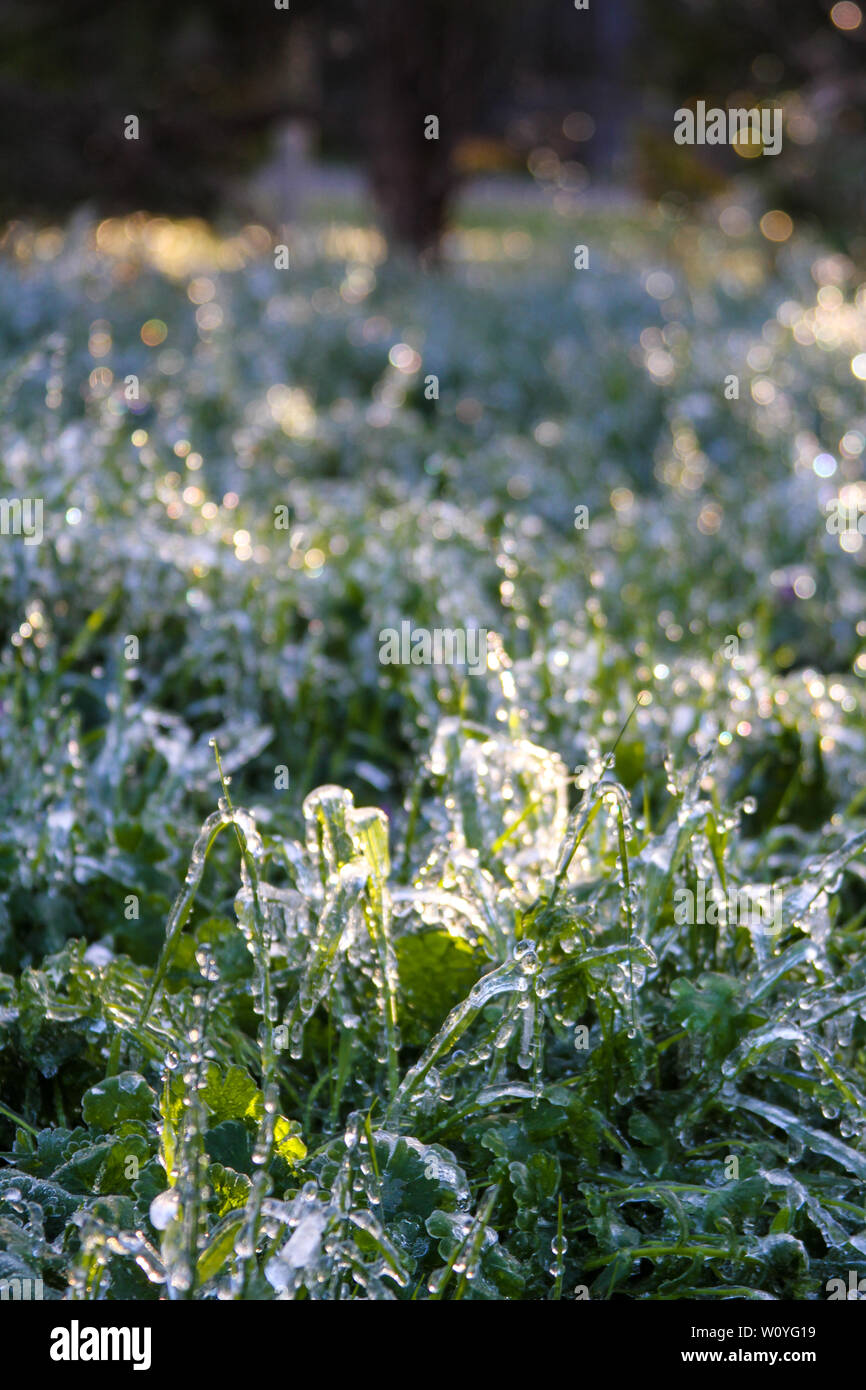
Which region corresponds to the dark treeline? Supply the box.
[0,0,863,251]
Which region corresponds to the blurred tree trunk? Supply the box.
[586,0,635,178]
[361,0,495,261]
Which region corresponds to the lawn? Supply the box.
[1,197,865,1300]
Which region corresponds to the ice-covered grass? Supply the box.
[1,202,865,1298]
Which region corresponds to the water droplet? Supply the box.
[149,1188,180,1231]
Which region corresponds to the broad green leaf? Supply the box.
[81,1072,157,1130]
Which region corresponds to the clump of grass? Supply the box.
[1,207,865,1297]
[2,705,866,1299]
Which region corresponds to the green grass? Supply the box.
[0,198,865,1299]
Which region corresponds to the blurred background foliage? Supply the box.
[0,0,864,254]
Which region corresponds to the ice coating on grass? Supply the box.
[149,1188,180,1231]
[123,706,866,1298]
[389,947,540,1117]
[282,857,369,1057]
[390,886,489,938]
[303,785,357,881]
[734,1094,866,1180]
[271,1209,327,1272]
[427,717,568,894]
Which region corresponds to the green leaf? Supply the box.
[395,930,482,1045]
[197,1210,246,1284]
[203,1120,252,1175]
[200,1064,260,1125]
[206,1163,251,1217]
[80,1072,157,1130]
[374,1133,470,1220]
[273,1116,306,1165]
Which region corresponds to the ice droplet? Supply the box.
[149,1188,180,1231]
